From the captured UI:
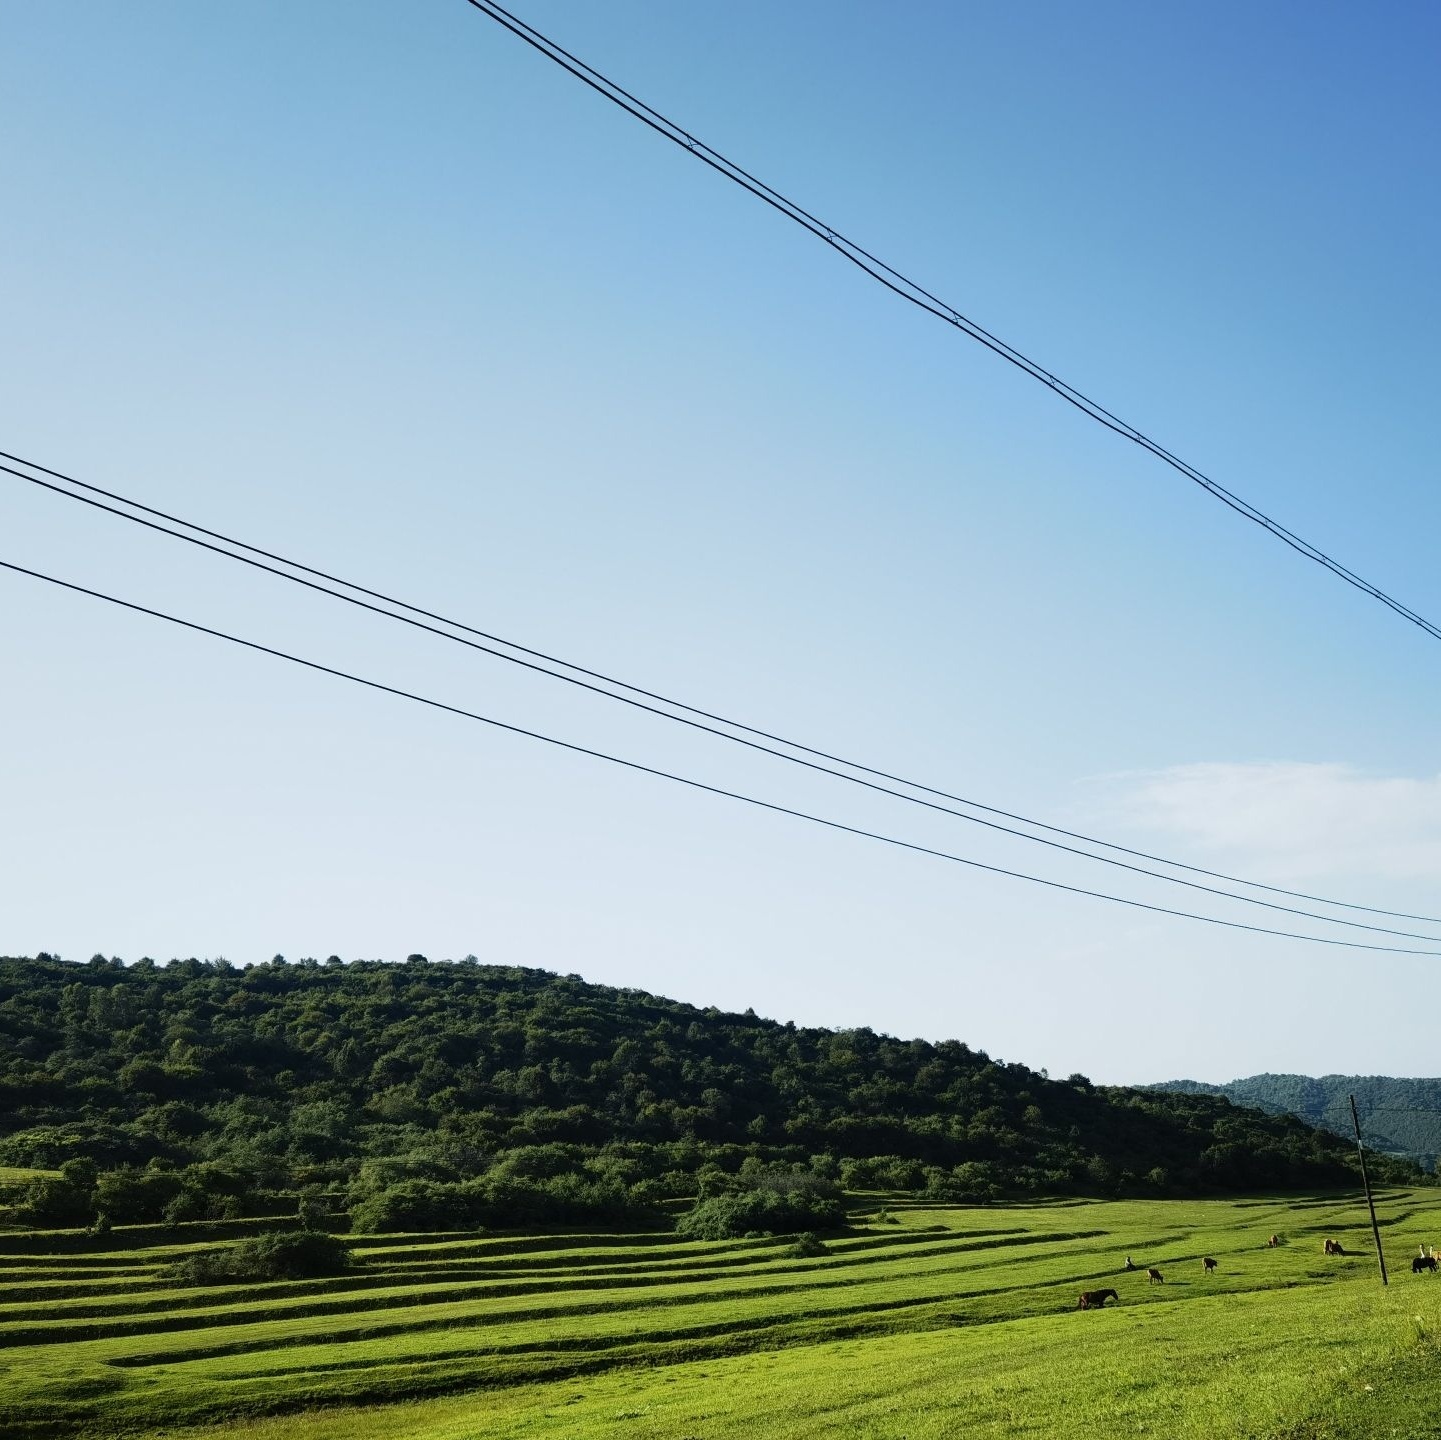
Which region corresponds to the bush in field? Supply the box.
[60,1157,99,1189]
[94,1165,184,1224]
[483,1171,651,1228]
[349,1178,474,1234]
[929,1160,1003,1203]
[347,1169,660,1235]
[15,1175,93,1228]
[839,1154,926,1191]
[296,1187,333,1230]
[676,1167,844,1240]
[165,1230,351,1286]
[787,1230,829,1257]
[163,1187,242,1224]
[91,1161,252,1225]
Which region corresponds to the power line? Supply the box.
[459,0,1441,649]
[4,554,1441,958]
[7,447,1441,942]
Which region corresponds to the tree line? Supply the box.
[1151,1074,1441,1171]
[0,954,1424,1235]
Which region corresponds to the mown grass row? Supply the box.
[181,1279,1441,1440]
[0,1223,1037,1307]
[0,1226,1109,1332]
[0,1192,1437,1438]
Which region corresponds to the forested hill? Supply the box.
[1150,1075,1441,1172]
[0,955,1423,1230]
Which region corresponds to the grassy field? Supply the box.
[1,1191,1439,1439]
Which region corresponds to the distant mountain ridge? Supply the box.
[1148,1074,1441,1171]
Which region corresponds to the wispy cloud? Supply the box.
[1083,762,1441,884]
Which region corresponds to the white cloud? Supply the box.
[1083,762,1441,884]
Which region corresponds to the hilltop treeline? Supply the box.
[0,955,1422,1231]
[1152,1074,1441,1172]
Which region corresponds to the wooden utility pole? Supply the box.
[1349,1093,1388,1286]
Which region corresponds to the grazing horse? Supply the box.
[1267,1234,1281,1247]
[1413,1255,1438,1275]
[1323,1238,1347,1256]
[1123,1256,1138,1272]
[1077,1288,1119,1310]
[1147,1267,1164,1284]
[1202,1256,1218,1274]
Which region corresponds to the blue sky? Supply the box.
[2,1,1439,1083]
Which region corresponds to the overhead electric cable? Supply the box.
[459,0,1441,648]
[5,553,1441,959]
[7,445,1440,935]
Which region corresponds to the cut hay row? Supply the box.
[0,1223,1108,1330]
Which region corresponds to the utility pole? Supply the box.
[1349,1094,1388,1287]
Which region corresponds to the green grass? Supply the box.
[0,1168,58,1185]
[1,1191,1439,1439]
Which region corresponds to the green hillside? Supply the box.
[0,955,1423,1234]
[1150,1074,1441,1171]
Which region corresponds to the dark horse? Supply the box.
[1077,1288,1119,1310]
[1413,1255,1437,1275]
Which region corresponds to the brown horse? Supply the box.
[1147,1267,1164,1284]
[1324,1239,1347,1256]
[1077,1288,1119,1310]
[1267,1234,1281,1247]
[1413,1255,1437,1275]
[1202,1256,1218,1274]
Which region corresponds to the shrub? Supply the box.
[676,1168,844,1240]
[838,1154,926,1191]
[945,1160,1003,1203]
[788,1231,829,1257]
[296,1188,332,1230]
[348,1171,659,1235]
[59,1157,99,1189]
[348,1179,474,1234]
[164,1230,351,1286]
[94,1166,184,1224]
[15,1176,93,1228]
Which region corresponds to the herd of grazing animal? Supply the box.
[1077,1233,1436,1312]
[1077,1258,1189,1308]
